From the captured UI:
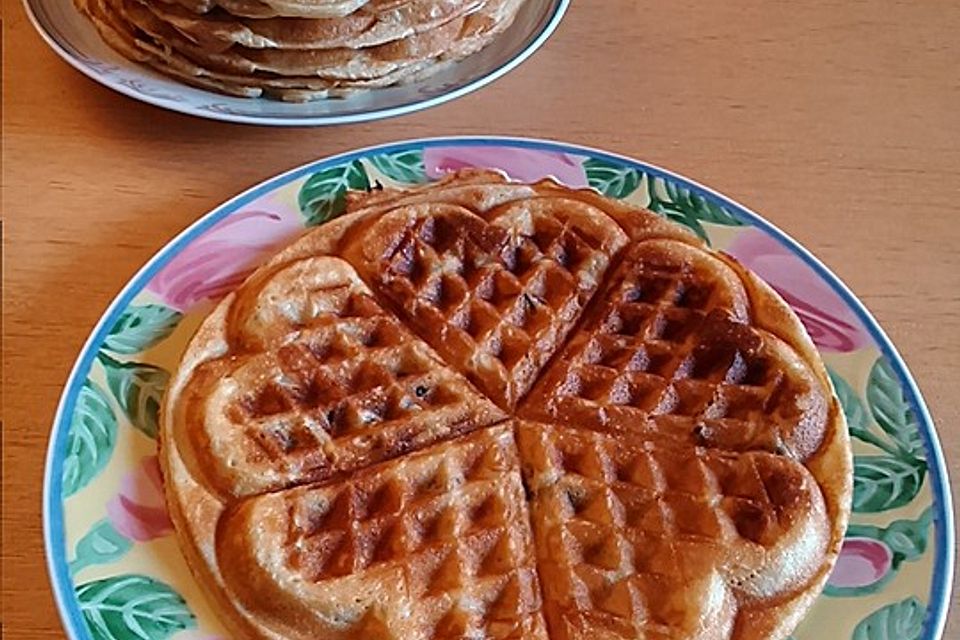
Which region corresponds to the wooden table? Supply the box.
[4,0,958,636]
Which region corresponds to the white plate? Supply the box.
[24,0,568,126]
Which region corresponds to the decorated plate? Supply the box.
[44,137,954,640]
[23,1,567,126]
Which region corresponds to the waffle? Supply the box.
[216,424,548,639]
[340,196,629,409]
[138,0,482,51]
[520,240,830,462]
[76,0,527,101]
[168,0,372,19]
[78,0,438,100]
[161,171,852,640]
[166,254,504,497]
[517,421,830,640]
[115,0,468,77]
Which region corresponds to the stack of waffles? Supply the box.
[74,0,525,100]
[161,170,853,640]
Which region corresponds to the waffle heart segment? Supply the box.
[521,240,830,462]
[215,423,548,640]
[515,421,830,640]
[170,254,505,498]
[340,197,628,410]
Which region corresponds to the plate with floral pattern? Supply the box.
[43,137,954,640]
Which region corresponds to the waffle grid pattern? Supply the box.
[282,426,544,639]
[235,296,454,457]
[522,245,815,457]
[518,423,798,639]
[363,209,618,409]
[208,275,502,492]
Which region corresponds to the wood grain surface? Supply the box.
[3,0,958,636]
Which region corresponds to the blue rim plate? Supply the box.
[23,1,568,126]
[44,137,954,639]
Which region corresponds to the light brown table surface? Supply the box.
[4,0,959,636]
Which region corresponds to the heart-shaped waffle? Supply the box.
[166,254,505,497]
[341,197,628,409]
[216,424,547,639]
[161,171,851,640]
[516,421,830,640]
[521,239,829,461]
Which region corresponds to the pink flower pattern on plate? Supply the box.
[423,146,589,187]
[147,208,303,312]
[726,228,871,352]
[106,455,173,542]
[827,537,893,589]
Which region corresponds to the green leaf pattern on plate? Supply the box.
[829,368,870,435]
[367,149,427,184]
[583,159,743,242]
[70,520,133,576]
[76,575,196,640]
[867,357,924,460]
[646,175,744,242]
[881,507,934,564]
[853,456,926,513]
[584,158,641,198]
[829,366,928,513]
[99,354,170,439]
[298,160,370,226]
[103,305,182,355]
[851,597,926,640]
[63,380,118,498]
[855,507,933,569]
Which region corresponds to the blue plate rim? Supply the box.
[43,136,955,639]
[21,0,570,126]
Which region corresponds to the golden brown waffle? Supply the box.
[517,421,830,640]
[341,198,628,410]
[216,424,548,639]
[166,254,504,497]
[169,0,371,19]
[116,0,469,77]
[137,0,483,51]
[161,171,852,640]
[78,0,439,99]
[76,0,526,101]
[521,240,830,462]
